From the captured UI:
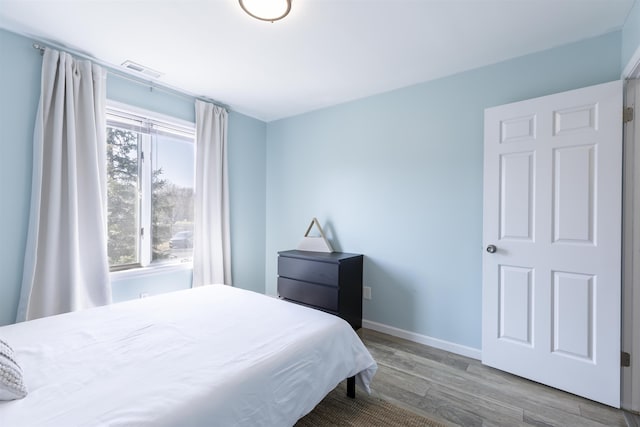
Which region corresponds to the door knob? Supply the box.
[486,245,497,253]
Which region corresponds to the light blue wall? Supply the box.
[265,31,622,350]
[112,268,194,302]
[622,0,640,73]
[0,29,41,326]
[107,75,194,122]
[228,112,267,293]
[0,28,266,325]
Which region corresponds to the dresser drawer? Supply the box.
[277,277,339,311]
[278,256,339,286]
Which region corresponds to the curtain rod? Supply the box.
[32,43,228,111]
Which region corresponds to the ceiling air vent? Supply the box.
[121,60,164,79]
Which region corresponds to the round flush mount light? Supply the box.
[239,0,292,22]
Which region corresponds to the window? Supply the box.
[106,105,195,271]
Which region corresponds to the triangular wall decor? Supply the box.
[297,217,333,253]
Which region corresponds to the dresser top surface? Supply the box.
[278,250,363,263]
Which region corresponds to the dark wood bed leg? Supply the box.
[347,376,355,398]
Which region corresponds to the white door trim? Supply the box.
[622,78,640,413]
[622,43,640,80]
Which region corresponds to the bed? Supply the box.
[0,285,377,426]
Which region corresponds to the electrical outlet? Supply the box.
[363,286,372,300]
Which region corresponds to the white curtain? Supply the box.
[16,48,111,322]
[193,100,232,287]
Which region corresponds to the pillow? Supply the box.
[0,339,27,400]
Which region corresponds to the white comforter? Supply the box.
[0,285,377,426]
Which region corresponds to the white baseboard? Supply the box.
[362,319,482,360]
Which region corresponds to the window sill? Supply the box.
[110,261,193,281]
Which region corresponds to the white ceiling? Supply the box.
[0,0,635,122]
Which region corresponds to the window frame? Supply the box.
[106,100,196,274]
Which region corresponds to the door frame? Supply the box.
[622,63,640,411]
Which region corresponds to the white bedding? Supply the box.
[0,285,377,426]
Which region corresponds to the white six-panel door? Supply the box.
[482,80,622,407]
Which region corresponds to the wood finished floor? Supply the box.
[358,329,627,427]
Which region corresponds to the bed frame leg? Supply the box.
[347,376,355,398]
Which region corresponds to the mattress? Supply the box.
[0,285,377,426]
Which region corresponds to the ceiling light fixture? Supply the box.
[239,0,292,22]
